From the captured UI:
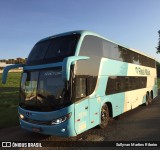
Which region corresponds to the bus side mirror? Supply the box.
[2,64,24,84]
[62,56,90,81]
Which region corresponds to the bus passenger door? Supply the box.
[74,77,89,134]
[75,100,89,134]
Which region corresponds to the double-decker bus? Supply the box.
[2,30,157,137]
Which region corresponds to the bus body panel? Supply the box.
[96,58,157,117]
[153,85,158,98]
[98,58,128,76]
[18,104,77,137]
[74,99,89,134]
[88,97,101,128]
[100,93,125,117]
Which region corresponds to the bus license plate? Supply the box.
[32,128,41,133]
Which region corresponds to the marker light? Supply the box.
[61,128,66,132]
[51,113,72,125]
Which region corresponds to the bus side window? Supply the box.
[116,82,120,91]
[87,76,97,95]
[79,35,102,57]
[75,77,87,100]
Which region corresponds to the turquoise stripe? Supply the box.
[99,59,128,76]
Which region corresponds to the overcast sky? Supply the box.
[0,0,160,61]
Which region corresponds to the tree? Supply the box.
[157,30,160,53]
[156,61,160,77]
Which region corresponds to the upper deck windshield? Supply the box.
[26,34,80,65]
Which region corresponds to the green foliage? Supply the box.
[156,62,160,78]
[0,72,21,128]
[0,72,21,107]
[158,78,160,89]
[0,107,19,128]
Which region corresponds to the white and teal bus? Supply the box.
[2,30,157,137]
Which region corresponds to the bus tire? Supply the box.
[149,92,152,104]
[99,104,110,128]
[145,93,151,106]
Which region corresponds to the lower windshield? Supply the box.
[20,69,71,111]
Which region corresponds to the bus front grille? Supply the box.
[23,117,51,125]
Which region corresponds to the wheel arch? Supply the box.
[103,102,113,118]
[150,90,153,99]
[146,91,149,96]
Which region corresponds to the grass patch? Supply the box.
[0,72,21,128]
[0,107,19,128]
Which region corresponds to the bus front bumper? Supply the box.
[18,105,76,137]
[19,119,76,137]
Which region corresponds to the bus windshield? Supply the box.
[26,34,80,65]
[20,69,71,111]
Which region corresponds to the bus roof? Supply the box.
[38,30,155,61]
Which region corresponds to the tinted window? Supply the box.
[75,77,86,99]
[119,46,131,62]
[74,75,97,102]
[133,52,139,64]
[118,46,155,68]
[106,76,147,95]
[27,34,80,65]
[79,35,103,57]
[87,76,97,95]
[77,35,102,76]
[79,35,155,68]
[27,41,50,65]
[103,40,122,61]
[44,35,80,64]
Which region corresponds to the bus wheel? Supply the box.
[149,93,152,104]
[145,94,151,106]
[99,104,109,128]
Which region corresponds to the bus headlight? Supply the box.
[19,114,24,119]
[51,113,72,125]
